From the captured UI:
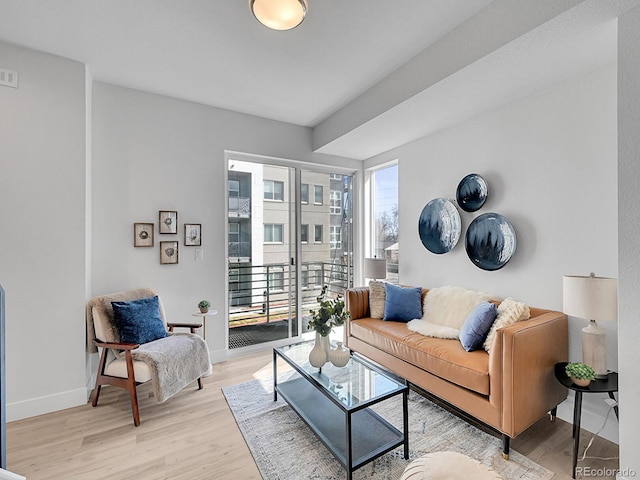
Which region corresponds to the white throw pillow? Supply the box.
[407,319,459,339]
[368,280,386,319]
[483,297,531,354]
[421,286,491,329]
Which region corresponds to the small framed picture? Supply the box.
[134,223,154,247]
[160,241,179,264]
[184,224,202,246]
[159,210,178,234]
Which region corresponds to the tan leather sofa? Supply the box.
[346,287,568,458]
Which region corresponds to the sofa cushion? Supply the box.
[384,283,423,322]
[349,317,490,395]
[459,302,497,352]
[369,280,386,319]
[422,286,491,329]
[483,297,530,354]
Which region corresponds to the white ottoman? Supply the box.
[400,451,502,480]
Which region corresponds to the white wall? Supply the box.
[0,42,88,419]
[91,82,360,363]
[367,64,620,442]
[617,6,640,478]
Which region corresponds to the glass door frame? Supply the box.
[224,151,359,356]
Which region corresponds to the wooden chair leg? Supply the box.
[125,350,141,427]
[92,385,102,407]
[92,348,110,407]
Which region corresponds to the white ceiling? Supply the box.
[0,1,634,160]
[0,0,491,126]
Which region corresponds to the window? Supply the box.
[301,183,309,204]
[301,224,309,243]
[301,267,309,289]
[268,268,285,292]
[264,180,284,201]
[314,185,323,205]
[330,190,342,215]
[264,223,284,243]
[330,226,341,249]
[314,225,323,243]
[330,174,342,180]
[368,162,398,283]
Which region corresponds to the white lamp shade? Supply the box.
[364,258,387,280]
[250,0,307,30]
[562,274,617,321]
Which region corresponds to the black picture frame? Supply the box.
[184,224,201,246]
[159,210,178,234]
[160,241,179,264]
[134,223,154,247]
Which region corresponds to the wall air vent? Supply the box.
[0,69,18,89]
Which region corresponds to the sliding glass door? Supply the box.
[227,157,353,351]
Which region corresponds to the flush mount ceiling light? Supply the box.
[250,0,308,31]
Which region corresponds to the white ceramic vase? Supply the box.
[309,332,329,368]
[329,341,350,367]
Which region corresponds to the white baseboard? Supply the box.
[6,387,87,422]
[210,347,228,364]
[0,469,26,480]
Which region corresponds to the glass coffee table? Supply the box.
[273,341,409,480]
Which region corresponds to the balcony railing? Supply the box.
[229,241,251,259]
[228,197,251,217]
[228,261,352,332]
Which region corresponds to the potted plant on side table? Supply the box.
[565,362,596,387]
[307,285,350,368]
[198,300,211,314]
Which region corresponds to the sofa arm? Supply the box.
[493,311,568,437]
[347,287,370,321]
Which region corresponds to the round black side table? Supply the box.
[554,362,618,479]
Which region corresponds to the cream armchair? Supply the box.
[86,288,211,426]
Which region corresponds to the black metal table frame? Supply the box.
[273,346,409,480]
[554,362,619,479]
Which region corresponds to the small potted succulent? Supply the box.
[565,362,596,387]
[198,300,211,314]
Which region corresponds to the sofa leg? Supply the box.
[549,406,557,422]
[502,435,510,460]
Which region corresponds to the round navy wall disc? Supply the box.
[465,213,516,271]
[456,174,488,212]
[418,198,461,254]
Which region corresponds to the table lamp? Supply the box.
[562,273,617,378]
[364,257,387,281]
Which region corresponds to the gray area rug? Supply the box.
[223,379,554,480]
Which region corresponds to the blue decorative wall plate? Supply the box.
[465,213,516,270]
[456,174,488,212]
[418,198,461,254]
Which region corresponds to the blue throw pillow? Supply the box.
[459,301,497,352]
[383,283,423,322]
[111,296,168,345]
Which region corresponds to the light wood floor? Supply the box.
[6,350,619,479]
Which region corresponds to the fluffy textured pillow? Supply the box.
[111,296,168,345]
[383,283,422,322]
[459,301,498,352]
[483,297,531,354]
[422,286,491,329]
[369,280,386,319]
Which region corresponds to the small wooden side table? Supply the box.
[554,362,618,479]
[191,310,218,340]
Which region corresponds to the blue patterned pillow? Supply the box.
[459,301,497,352]
[383,283,423,322]
[111,296,168,344]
